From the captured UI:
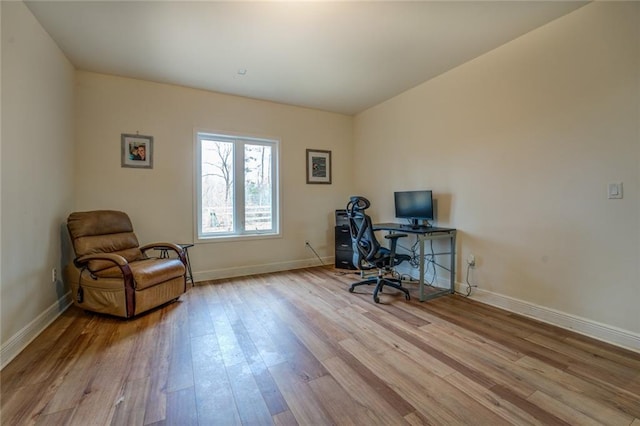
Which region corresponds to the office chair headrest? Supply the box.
[347,196,370,213]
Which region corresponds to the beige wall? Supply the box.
[354,2,639,337]
[75,72,353,280]
[1,1,75,358]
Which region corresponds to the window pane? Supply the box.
[244,143,273,231]
[201,139,234,233]
[196,132,279,240]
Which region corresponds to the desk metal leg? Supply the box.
[449,232,456,294]
[419,237,425,301]
[418,231,457,302]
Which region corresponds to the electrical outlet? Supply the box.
[51,267,57,282]
[467,254,476,267]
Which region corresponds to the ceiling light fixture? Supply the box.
[237,69,247,75]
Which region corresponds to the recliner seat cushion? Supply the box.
[96,258,185,290]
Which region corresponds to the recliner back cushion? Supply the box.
[67,210,143,272]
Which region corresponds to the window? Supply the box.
[196,132,279,240]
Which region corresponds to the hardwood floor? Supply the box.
[2,267,639,425]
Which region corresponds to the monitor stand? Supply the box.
[410,219,430,229]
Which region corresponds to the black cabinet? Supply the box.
[335,226,356,269]
[335,210,356,270]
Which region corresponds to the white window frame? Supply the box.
[195,131,281,242]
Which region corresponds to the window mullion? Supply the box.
[196,135,204,238]
[235,140,246,233]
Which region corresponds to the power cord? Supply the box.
[458,261,478,297]
[408,239,437,286]
[305,241,325,266]
[406,235,481,297]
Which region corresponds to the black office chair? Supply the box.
[346,196,411,303]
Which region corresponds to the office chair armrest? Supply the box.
[384,233,408,240]
[140,242,187,265]
[384,233,407,258]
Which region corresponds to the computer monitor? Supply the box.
[394,190,433,228]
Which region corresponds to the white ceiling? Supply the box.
[25,1,588,115]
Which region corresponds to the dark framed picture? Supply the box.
[306,149,332,184]
[121,134,153,169]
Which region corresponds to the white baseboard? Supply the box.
[1,292,73,370]
[457,283,640,353]
[199,263,639,352]
[194,256,333,282]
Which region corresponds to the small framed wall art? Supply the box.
[306,149,331,184]
[121,133,153,169]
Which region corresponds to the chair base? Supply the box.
[348,275,411,303]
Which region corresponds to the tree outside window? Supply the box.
[197,133,279,239]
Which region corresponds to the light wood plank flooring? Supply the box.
[2,267,639,425]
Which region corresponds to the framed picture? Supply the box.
[121,133,153,169]
[306,149,332,184]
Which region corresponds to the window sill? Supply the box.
[195,232,282,244]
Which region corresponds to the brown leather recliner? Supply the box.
[64,210,188,318]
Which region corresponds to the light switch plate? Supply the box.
[608,182,623,199]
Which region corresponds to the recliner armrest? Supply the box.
[74,253,128,268]
[74,253,134,287]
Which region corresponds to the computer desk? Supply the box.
[374,223,457,302]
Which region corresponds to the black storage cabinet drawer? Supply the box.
[334,219,356,270]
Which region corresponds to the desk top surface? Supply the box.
[374,222,456,234]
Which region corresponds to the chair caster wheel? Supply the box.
[374,296,380,303]
[405,293,411,301]
[348,287,354,293]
